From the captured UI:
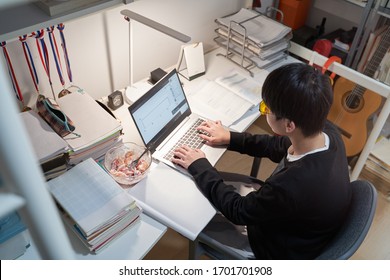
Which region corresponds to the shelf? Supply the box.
[18,213,167,260]
[377,6,390,19]
[0,0,125,42]
[344,0,367,8]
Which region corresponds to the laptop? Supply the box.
[128,69,226,174]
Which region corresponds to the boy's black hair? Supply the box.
[261,63,333,137]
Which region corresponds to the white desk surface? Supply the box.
[120,48,299,143]
[113,48,298,241]
[18,214,166,260]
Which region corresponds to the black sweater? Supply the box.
[188,122,351,259]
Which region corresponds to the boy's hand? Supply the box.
[197,120,230,146]
[171,145,205,169]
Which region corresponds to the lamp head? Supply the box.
[121,9,191,43]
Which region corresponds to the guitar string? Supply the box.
[333,26,390,125]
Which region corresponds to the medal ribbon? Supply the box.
[31,29,56,99]
[47,26,65,87]
[57,23,73,84]
[0,41,24,103]
[19,35,39,94]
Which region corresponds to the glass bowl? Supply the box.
[104,142,152,185]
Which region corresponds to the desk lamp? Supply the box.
[121,9,191,89]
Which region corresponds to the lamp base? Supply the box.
[125,81,153,104]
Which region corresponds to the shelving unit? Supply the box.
[344,0,390,70]
[0,0,169,260]
[343,0,376,68]
[0,0,125,42]
[0,0,130,260]
[0,59,75,258]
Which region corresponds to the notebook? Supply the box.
[128,69,226,174]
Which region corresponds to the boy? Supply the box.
[172,63,351,259]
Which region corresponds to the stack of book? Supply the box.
[20,110,70,180]
[47,158,142,254]
[57,89,123,166]
[363,136,390,197]
[214,8,292,72]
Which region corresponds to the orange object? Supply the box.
[278,0,312,30]
[313,39,333,58]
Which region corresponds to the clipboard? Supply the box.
[176,42,206,81]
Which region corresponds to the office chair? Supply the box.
[315,180,377,260]
[189,179,377,260]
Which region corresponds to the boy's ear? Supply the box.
[284,119,296,133]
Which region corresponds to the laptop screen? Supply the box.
[129,69,191,151]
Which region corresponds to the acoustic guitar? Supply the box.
[327,27,389,157]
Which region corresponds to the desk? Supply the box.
[119,47,298,143]
[18,214,166,260]
[112,47,298,241]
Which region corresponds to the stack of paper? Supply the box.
[365,137,390,186]
[214,8,292,69]
[20,110,70,179]
[57,89,123,165]
[47,158,142,254]
[215,8,292,47]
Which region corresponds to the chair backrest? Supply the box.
[315,180,377,260]
[190,180,377,260]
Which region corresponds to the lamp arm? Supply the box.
[121,9,191,43]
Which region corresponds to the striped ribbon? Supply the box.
[47,26,65,87]
[0,41,24,103]
[19,35,40,94]
[57,23,73,84]
[31,29,56,99]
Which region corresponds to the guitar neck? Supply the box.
[363,26,390,78]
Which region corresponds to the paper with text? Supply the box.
[188,79,254,127]
[215,71,262,105]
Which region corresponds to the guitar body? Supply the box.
[328,76,383,157]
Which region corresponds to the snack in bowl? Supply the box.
[104,142,151,185]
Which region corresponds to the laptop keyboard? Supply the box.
[163,118,208,161]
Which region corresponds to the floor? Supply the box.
[143,116,390,260]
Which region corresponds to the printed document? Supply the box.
[214,70,262,105]
[187,70,261,127]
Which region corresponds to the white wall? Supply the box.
[0,0,250,110]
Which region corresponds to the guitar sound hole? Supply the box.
[342,92,364,113]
